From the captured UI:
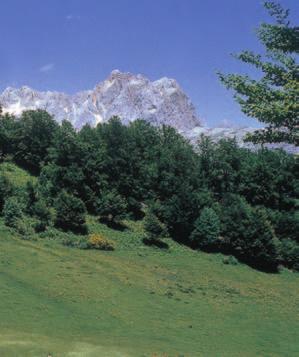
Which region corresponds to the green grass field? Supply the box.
[0,219,299,357]
[0,163,298,356]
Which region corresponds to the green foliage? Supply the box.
[54,191,87,233]
[0,161,37,189]
[0,113,18,161]
[197,136,243,196]
[13,110,59,173]
[218,1,299,145]
[37,164,62,204]
[0,174,12,211]
[62,236,89,249]
[220,195,279,271]
[190,208,220,250]
[0,110,58,173]
[3,196,23,228]
[47,120,81,167]
[0,108,298,271]
[33,199,51,222]
[239,148,298,209]
[260,1,299,53]
[95,189,127,222]
[152,126,201,241]
[222,255,239,266]
[77,124,108,211]
[247,208,279,270]
[13,217,36,238]
[266,208,299,242]
[24,181,37,214]
[278,239,299,271]
[32,200,53,232]
[143,211,168,242]
[47,120,87,198]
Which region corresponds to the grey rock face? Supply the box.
[0,70,200,130]
[1,70,296,153]
[185,126,257,146]
[185,126,298,154]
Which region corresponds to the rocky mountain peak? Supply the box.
[0,70,201,131]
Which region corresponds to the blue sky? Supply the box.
[0,0,298,127]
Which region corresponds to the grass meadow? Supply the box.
[0,162,298,356]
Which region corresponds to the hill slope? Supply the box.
[0,163,298,356]
[0,218,299,357]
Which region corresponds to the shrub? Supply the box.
[61,236,88,249]
[39,227,62,240]
[54,191,87,233]
[223,255,239,265]
[87,234,115,250]
[3,196,23,227]
[269,209,299,243]
[220,194,253,252]
[220,194,279,271]
[95,189,127,223]
[34,220,48,233]
[24,181,37,215]
[14,218,35,237]
[77,239,89,250]
[278,239,299,271]
[246,208,279,271]
[144,211,168,242]
[33,199,53,232]
[190,207,220,250]
[0,174,12,212]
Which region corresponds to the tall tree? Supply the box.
[54,190,87,233]
[218,1,298,146]
[0,112,18,161]
[13,110,58,173]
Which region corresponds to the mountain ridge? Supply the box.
[0,70,200,131]
[1,70,297,153]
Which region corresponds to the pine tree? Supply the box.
[190,207,220,250]
[144,211,168,242]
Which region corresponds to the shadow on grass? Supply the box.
[142,237,169,249]
[99,217,127,231]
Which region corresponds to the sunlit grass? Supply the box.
[0,218,298,356]
[0,163,298,356]
[0,161,36,188]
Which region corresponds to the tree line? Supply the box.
[0,1,298,272]
[0,109,298,272]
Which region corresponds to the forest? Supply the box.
[0,108,298,272]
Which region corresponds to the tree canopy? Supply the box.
[218,1,299,146]
[0,107,298,271]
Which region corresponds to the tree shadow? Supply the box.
[99,217,127,231]
[142,237,169,249]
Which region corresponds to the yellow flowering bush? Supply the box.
[87,234,115,251]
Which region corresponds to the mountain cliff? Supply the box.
[0,70,200,131]
[1,70,296,153]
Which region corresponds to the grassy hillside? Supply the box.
[1,220,299,357]
[0,163,298,356]
[0,162,37,188]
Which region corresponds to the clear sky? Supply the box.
[0,0,298,127]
